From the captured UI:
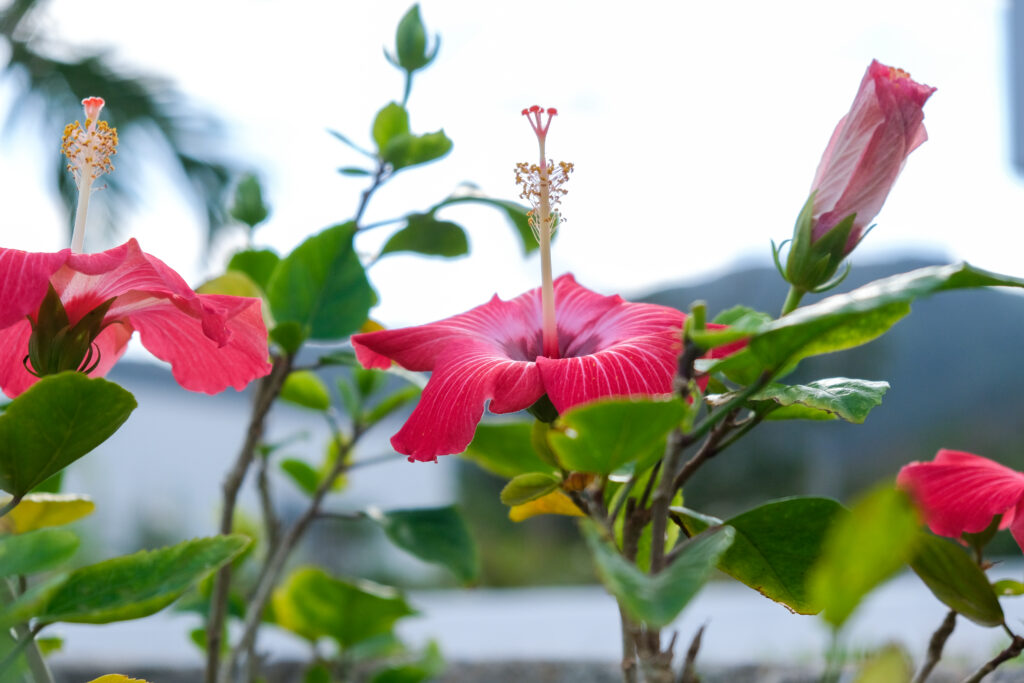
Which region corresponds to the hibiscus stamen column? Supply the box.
[62,97,118,253]
[516,106,573,358]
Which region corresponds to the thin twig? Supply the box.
[219,422,366,682]
[912,610,956,683]
[0,622,46,681]
[354,164,388,229]
[961,635,1024,683]
[0,496,22,520]
[620,605,639,683]
[678,623,706,683]
[205,354,292,682]
[671,414,738,493]
[256,452,280,550]
[346,452,404,470]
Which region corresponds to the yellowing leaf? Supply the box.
[509,490,584,522]
[360,318,385,333]
[0,494,95,534]
[87,676,150,682]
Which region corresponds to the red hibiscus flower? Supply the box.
[897,449,1024,552]
[353,274,737,462]
[809,60,936,254]
[0,239,271,398]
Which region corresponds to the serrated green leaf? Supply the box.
[461,422,553,479]
[583,523,733,628]
[370,506,479,584]
[266,222,375,342]
[911,533,1004,627]
[809,485,920,629]
[500,473,561,506]
[549,399,685,475]
[272,566,415,647]
[0,528,78,577]
[381,216,467,258]
[227,249,280,291]
[280,371,330,411]
[0,536,249,627]
[0,373,136,498]
[749,378,889,423]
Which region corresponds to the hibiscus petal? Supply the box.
[0,320,35,398]
[897,449,1024,538]
[127,294,271,393]
[0,248,69,329]
[390,342,542,462]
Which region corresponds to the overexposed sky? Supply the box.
[1,0,1021,327]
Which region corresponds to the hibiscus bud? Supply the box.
[24,284,116,378]
[783,61,935,295]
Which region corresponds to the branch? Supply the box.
[960,635,1024,683]
[678,623,706,683]
[912,610,956,683]
[205,353,292,682]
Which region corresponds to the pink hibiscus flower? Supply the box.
[0,239,271,398]
[897,449,1024,551]
[353,274,738,462]
[809,60,936,254]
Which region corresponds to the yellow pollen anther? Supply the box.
[62,112,118,187]
[514,159,574,240]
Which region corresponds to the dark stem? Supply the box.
[354,164,388,229]
[671,414,739,493]
[620,605,638,683]
[256,452,280,550]
[205,354,292,683]
[912,610,956,683]
[218,423,365,682]
[961,635,1024,683]
[0,496,22,520]
[677,624,706,683]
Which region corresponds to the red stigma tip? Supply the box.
[521,108,529,115]
[547,108,558,115]
[529,105,541,113]
[81,96,105,120]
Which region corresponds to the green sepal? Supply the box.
[783,192,856,292]
[26,285,116,377]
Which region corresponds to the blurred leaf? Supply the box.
[462,422,553,479]
[267,222,375,342]
[0,493,95,533]
[994,579,1024,597]
[365,385,421,425]
[0,528,78,577]
[270,322,305,354]
[0,373,136,498]
[676,497,845,614]
[690,306,772,348]
[549,399,685,475]
[910,534,1004,627]
[509,490,584,522]
[370,640,444,683]
[339,166,372,177]
[230,174,269,229]
[35,636,61,655]
[392,5,437,73]
[272,567,415,647]
[303,665,331,683]
[809,485,921,629]
[31,470,63,494]
[196,271,264,299]
[318,350,358,367]
[393,130,452,170]
[86,676,151,683]
[583,523,734,628]
[432,194,536,255]
[280,459,319,497]
[381,215,468,258]
[228,249,280,291]
[373,103,410,154]
[748,378,889,423]
[280,371,331,411]
[853,644,912,683]
[369,506,479,584]
[500,473,561,506]
[0,535,249,627]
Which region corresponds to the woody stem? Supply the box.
[538,139,558,358]
[70,172,94,254]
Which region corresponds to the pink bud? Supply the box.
[81,96,105,121]
[810,61,936,255]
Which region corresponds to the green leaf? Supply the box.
[266,222,375,342]
[271,567,415,647]
[381,215,468,258]
[461,422,553,479]
[0,373,136,498]
[0,535,249,627]
[910,533,1004,627]
[370,506,480,584]
[0,528,78,577]
[677,498,845,614]
[994,579,1024,597]
[808,485,921,629]
[280,459,319,497]
[339,167,371,177]
[398,131,453,170]
[738,263,1024,377]
[270,322,305,354]
[549,399,685,475]
[0,493,95,533]
[583,522,734,628]
[195,271,264,300]
[432,194,537,255]
[370,641,444,683]
[690,306,772,349]
[365,385,422,425]
[752,378,889,423]
[500,473,561,506]
[229,173,269,229]
[280,371,331,411]
[373,103,411,154]
[227,249,280,291]
[853,644,912,683]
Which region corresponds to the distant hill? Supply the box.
[641,257,1024,516]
